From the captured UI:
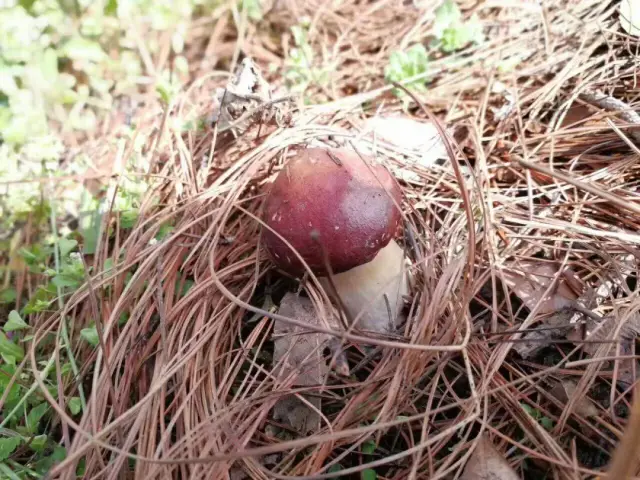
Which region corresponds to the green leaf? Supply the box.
[19,0,37,10]
[466,14,484,45]
[0,437,21,462]
[0,365,22,413]
[0,332,24,361]
[180,279,194,298]
[0,462,21,480]
[0,289,17,304]
[155,223,174,241]
[361,468,377,480]
[243,0,263,21]
[80,208,102,255]
[41,48,59,82]
[541,416,554,431]
[118,312,129,326]
[29,434,47,452]
[440,25,468,53]
[385,44,430,97]
[33,445,66,474]
[104,0,117,15]
[361,440,376,455]
[0,354,15,365]
[327,463,343,478]
[4,311,28,332]
[432,1,482,52]
[119,209,139,229]
[156,83,171,105]
[52,445,67,461]
[57,238,78,257]
[62,37,106,63]
[51,274,81,289]
[23,297,53,315]
[521,402,536,417]
[68,397,82,415]
[433,0,461,37]
[80,325,99,346]
[19,245,50,266]
[76,457,86,477]
[26,403,49,434]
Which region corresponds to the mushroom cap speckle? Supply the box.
[263,147,402,275]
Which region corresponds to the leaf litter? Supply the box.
[460,435,519,480]
[550,379,599,418]
[20,0,640,478]
[272,292,341,434]
[500,260,580,358]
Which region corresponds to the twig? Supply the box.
[579,87,640,144]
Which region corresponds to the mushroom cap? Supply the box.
[263,147,402,275]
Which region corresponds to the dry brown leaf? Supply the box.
[502,261,578,315]
[353,115,449,183]
[460,435,519,480]
[501,261,580,358]
[272,292,340,433]
[362,115,448,160]
[567,309,640,387]
[211,57,291,138]
[550,379,598,418]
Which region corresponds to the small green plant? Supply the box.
[0,315,72,476]
[242,0,263,21]
[360,440,377,479]
[521,402,554,431]
[284,19,330,101]
[433,0,483,53]
[384,43,431,97]
[384,1,484,101]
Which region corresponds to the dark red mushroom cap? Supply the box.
[262,147,402,275]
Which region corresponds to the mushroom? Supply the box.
[263,147,409,333]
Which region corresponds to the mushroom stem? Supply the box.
[319,240,409,334]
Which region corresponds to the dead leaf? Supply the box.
[211,58,292,138]
[510,310,574,359]
[272,293,340,434]
[501,261,580,358]
[502,261,578,315]
[460,435,519,480]
[559,104,594,128]
[550,379,599,418]
[567,309,640,387]
[352,115,450,183]
[363,115,448,161]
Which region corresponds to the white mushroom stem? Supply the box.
[320,240,409,334]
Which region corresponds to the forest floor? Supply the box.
[3,0,640,478]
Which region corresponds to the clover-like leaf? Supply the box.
[4,311,28,332]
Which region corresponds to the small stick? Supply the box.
[579,87,640,144]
